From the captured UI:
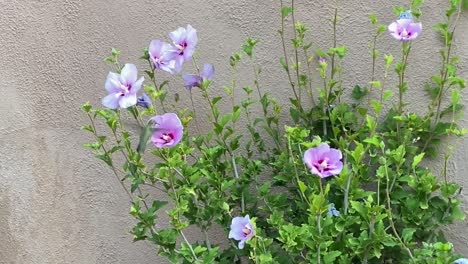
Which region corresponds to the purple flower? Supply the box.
[303,143,343,178]
[150,113,183,148]
[136,93,152,109]
[102,64,144,109]
[388,12,422,41]
[228,215,255,249]
[182,63,214,89]
[169,25,198,70]
[149,40,178,74]
[317,57,326,64]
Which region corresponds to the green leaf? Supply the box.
[81,102,92,113]
[402,228,416,243]
[111,48,121,56]
[412,153,425,168]
[323,251,341,263]
[297,180,307,194]
[352,85,368,100]
[212,96,222,106]
[281,6,293,18]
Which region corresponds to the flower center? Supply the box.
[318,159,328,169]
[161,133,174,143]
[176,42,188,55]
[242,226,251,236]
[120,82,132,93]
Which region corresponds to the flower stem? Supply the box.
[279,0,300,103]
[381,146,414,261]
[86,112,133,203]
[189,89,202,135]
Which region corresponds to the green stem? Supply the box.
[279,0,300,103]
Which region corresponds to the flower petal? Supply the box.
[120,64,138,85]
[169,27,186,44]
[119,93,137,108]
[201,63,215,80]
[105,72,122,93]
[388,22,398,33]
[102,93,122,109]
[133,77,144,93]
[238,240,246,249]
[183,74,201,89]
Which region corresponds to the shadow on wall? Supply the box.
[0,194,19,263]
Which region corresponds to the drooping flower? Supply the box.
[169,25,198,70]
[102,64,144,109]
[149,40,178,74]
[182,63,214,89]
[328,203,340,217]
[136,93,152,109]
[150,113,184,148]
[388,11,422,41]
[398,10,413,20]
[303,143,343,178]
[228,215,255,249]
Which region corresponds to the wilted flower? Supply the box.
[388,11,422,41]
[328,203,340,217]
[169,25,198,70]
[149,40,178,74]
[150,113,183,148]
[228,215,255,249]
[183,63,214,89]
[136,93,152,109]
[102,64,144,109]
[398,10,413,20]
[303,143,343,178]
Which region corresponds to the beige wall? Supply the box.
[0,0,467,263]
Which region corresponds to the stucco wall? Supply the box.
[0,0,467,263]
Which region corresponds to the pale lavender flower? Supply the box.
[228,215,255,249]
[303,143,343,178]
[328,203,340,217]
[182,63,214,89]
[388,11,422,41]
[136,93,152,109]
[169,25,198,70]
[102,64,144,109]
[150,113,183,148]
[149,40,178,74]
[317,57,326,64]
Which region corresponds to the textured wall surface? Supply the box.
[0,0,467,263]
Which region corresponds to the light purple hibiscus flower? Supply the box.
[303,143,343,178]
[388,11,422,41]
[169,25,198,70]
[150,113,183,148]
[149,40,178,74]
[102,64,144,109]
[228,215,255,249]
[183,63,214,89]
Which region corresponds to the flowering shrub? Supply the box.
[82,0,467,263]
